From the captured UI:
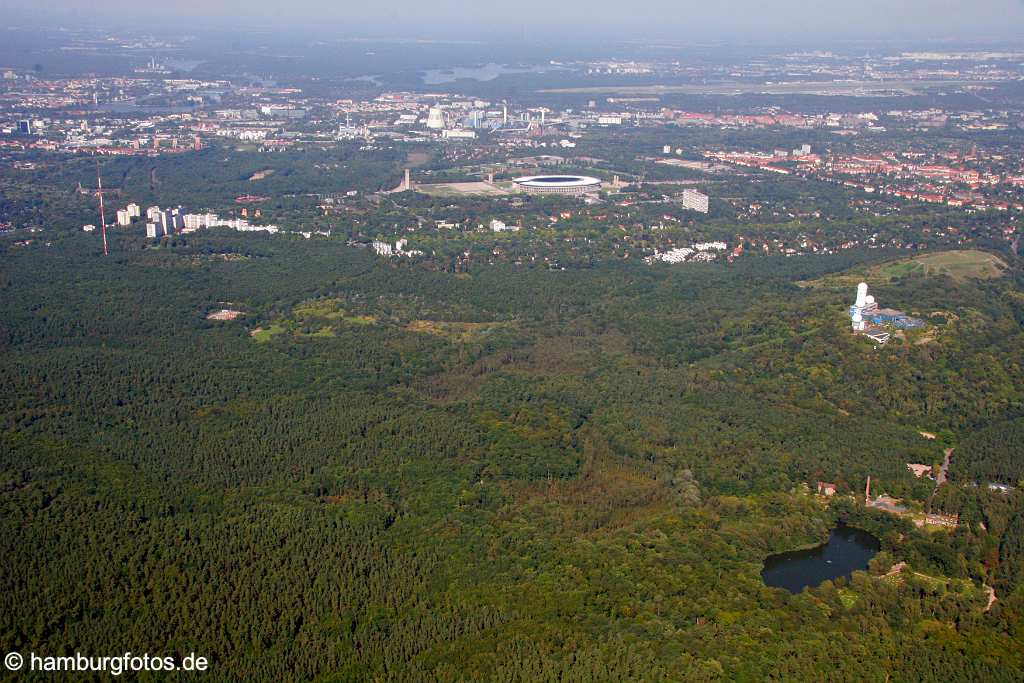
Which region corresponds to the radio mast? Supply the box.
[96,160,108,256]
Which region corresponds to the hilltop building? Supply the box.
[849,282,923,344]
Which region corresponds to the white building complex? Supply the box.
[489,219,519,232]
[681,189,709,214]
[144,208,279,237]
[442,129,476,140]
[372,238,422,257]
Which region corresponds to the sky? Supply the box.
[10,1,1024,42]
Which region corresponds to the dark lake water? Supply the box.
[761,524,880,594]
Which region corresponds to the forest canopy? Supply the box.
[2,231,1023,681]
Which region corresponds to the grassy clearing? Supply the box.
[874,250,1006,281]
[293,298,346,320]
[416,182,512,197]
[800,250,1007,290]
[406,319,513,341]
[885,568,988,602]
[293,298,377,325]
[251,324,286,343]
[342,314,377,325]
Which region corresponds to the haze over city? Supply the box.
[10,0,1024,40]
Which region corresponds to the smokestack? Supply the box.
[404,168,411,191]
[865,476,871,503]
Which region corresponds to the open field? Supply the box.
[293,298,378,325]
[415,181,513,197]
[800,249,1007,289]
[873,250,1007,281]
[405,319,514,341]
[250,324,286,342]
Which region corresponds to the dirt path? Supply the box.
[984,585,998,612]
[937,448,954,486]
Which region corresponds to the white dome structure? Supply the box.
[855,282,868,308]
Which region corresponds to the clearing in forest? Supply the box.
[405,319,513,341]
[800,249,1007,289]
[873,250,1006,281]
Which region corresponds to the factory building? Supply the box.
[442,129,476,140]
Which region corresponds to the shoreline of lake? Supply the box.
[762,523,880,594]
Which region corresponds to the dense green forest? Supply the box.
[950,418,1024,486]
[2,230,1024,681]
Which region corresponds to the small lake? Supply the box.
[761,524,880,594]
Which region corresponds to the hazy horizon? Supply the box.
[8,1,1024,43]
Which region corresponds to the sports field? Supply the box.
[415,181,514,197]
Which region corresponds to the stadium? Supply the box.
[513,175,602,195]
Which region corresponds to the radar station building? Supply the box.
[849,282,924,344]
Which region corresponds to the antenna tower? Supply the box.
[96,160,109,256]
